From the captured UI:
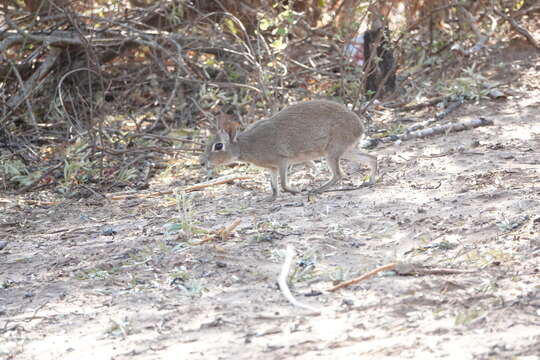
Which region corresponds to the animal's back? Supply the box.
[240,100,363,158]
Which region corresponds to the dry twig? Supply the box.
[495,9,539,49]
[193,218,241,245]
[3,47,62,126]
[395,267,475,276]
[328,263,397,292]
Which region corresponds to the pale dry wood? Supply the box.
[362,117,493,148]
[110,175,252,200]
[219,218,242,241]
[278,244,322,313]
[192,218,241,245]
[399,117,494,141]
[327,263,397,292]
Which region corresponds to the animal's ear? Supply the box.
[208,123,218,135]
[217,114,240,142]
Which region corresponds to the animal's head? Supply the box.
[200,115,240,169]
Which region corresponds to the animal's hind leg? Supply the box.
[311,153,343,193]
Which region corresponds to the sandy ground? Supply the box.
[1,56,540,359]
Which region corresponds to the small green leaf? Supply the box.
[275,27,287,36]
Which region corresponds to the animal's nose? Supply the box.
[200,159,214,171]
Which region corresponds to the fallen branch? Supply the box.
[399,117,493,141]
[361,117,493,148]
[278,245,322,313]
[327,263,397,292]
[193,218,241,245]
[110,175,252,200]
[408,96,465,132]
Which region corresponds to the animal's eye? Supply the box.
[213,142,224,151]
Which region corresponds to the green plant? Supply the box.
[258,4,300,52]
[438,65,490,102]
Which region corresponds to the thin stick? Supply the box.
[110,175,251,200]
[278,245,322,313]
[2,47,62,126]
[192,218,241,245]
[496,9,539,49]
[327,263,397,292]
[183,175,251,193]
[396,267,475,276]
[219,218,241,241]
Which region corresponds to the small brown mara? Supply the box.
[201,99,378,200]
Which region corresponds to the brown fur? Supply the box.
[201,100,378,200]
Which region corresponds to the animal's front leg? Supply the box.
[266,167,279,201]
[279,162,300,194]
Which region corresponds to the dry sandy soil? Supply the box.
[2,47,540,359]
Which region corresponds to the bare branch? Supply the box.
[2,47,62,126]
[495,9,540,49]
[452,8,499,56]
